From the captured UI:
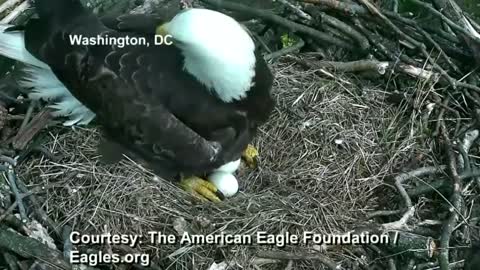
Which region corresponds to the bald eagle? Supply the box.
[0,0,274,201]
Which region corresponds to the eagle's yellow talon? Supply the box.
[179,176,223,202]
[241,144,259,168]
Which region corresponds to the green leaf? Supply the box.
[281,33,295,48]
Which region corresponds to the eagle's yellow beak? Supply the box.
[156,23,169,36]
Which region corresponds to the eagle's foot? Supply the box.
[180,176,225,202]
[241,144,259,169]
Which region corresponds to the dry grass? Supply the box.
[16,55,424,269]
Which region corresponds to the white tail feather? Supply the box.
[20,66,70,100]
[0,24,96,126]
[48,95,96,126]
[0,24,49,68]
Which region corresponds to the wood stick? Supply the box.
[0,224,71,270]
[11,108,54,150]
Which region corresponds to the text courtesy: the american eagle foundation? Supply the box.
[69,230,397,266]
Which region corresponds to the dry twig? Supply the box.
[256,250,341,270]
[438,121,464,269]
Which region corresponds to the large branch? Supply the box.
[200,0,355,49]
[0,225,71,270]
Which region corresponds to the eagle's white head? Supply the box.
[157,8,256,103]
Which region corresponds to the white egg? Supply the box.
[214,159,241,174]
[208,171,239,197]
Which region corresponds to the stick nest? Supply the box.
[13,59,400,269]
[1,0,480,269]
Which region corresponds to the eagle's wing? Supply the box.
[100,13,165,35]
[24,13,250,176]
